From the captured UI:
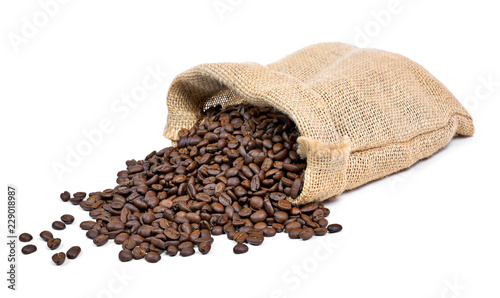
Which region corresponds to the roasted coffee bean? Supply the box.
[132,246,147,259]
[327,224,343,233]
[299,228,314,240]
[246,233,264,246]
[145,251,161,263]
[60,214,75,224]
[166,246,178,256]
[198,241,211,254]
[86,229,99,239]
[67,246,81,259]
[180,247,195,257]
[119,249,133,262]
[52,221,66,230]
[314,227,328,236]
[47,238,61,250]
[288,228,302,239]
[60,191,71,202]
[93,235,109,246]
[233,243,249,254]
[19,233,33,242]
[52,252,66,265]
[21,244,37,254]
[80,221,97,230]
[40,230,53,241]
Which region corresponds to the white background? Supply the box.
[1,1,499,297]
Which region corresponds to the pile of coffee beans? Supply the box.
[63,104,342,262]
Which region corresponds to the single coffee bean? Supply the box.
[327,224,343,233]
[288,228,302,239]
[198,241,211,255]
[40,230,53,241]
[19,233,33,242]
[145,251,161,263]
[52,221,66,230]
[132,246,146,259]
[66,246,81,259]
[233,243,249,254]
[21,244,37,254]
[299,228,314,240]
[60,214,75,225]
[233,232,247,244]
[60,191,71,202]
[246,233,264,246]
[180,247,195,257]
[52,252,66,265]
[86,229,99,239]
[80,221,96,230]
[93,234,109,246]
[166,246,178,256]
[119,249,133,262]
[47,238,61,250]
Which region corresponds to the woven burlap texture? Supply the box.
[163,42,474,205]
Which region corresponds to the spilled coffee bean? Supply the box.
[19,233,33,242]
[52,252,66,265]
[21,244,37,255]
[66,246,81,259]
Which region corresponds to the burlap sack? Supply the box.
[163,42,474,205]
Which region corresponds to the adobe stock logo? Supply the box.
[7,0,70,53]
[353,0,415,48]
[213,0,244,21]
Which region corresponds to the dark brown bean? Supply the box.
[119,249,133,262]
[233,243,249,254]
[21,244,37,254]
[327,224,343,233]
[145,251,161,263]
[40,230,53,241]
[47,238,61,250]
[52,252,66,265]
[60,214,75,224]
[52,221,66,230]
[19,233,33,242]
[66,246,81,259]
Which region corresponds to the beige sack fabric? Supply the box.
[163,42,474,205]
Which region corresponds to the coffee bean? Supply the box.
[262,227,277,237]
[288,228,302,239]
[19,233,32,242]
[67,246,81,259]
[60,214,75,224]
[40,230,53,241]
[233,243,249,254]
[180,247,195,257]
[132,246,146,259]
[52,221,66,230]
[60,191,71,202]
[166,246,178,256]
[93,235,109,246]
[327,224,343,233]
[80,221,97,230]
[52,252,66,265]
[145,251,161,263]
[47,238,61,250]
[86,229,99,239]
[119,249,133,262]
[198,241,211,255]
[21,244,37,254]
[299,228,314,240]
[246,233,264,246]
